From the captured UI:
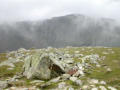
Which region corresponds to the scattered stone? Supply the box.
[81,54,100,64]
[10,87,16,89]
[107,68,112,72]
[75,79,82,86]
[74,51,80,54]
[61,74,71,80]
[90,85,95,87]
[58,82,66,89]
[82,85,89,90]
[102,52,109,55]
[108,86,117,90]
[69,77,77,82]
[0,57,21,67]
[64,54,71,58]
[91,87,98,90]
[49,76,60,83]
[18,48,26,51]
[0,81,8,89]
[40,82,51,88]
[74,54,84,58]
[67,86,74,90]
[75,70,84,76]
[96,64,101,67]
[100,81,106,85]
[99,86,107,90]
[89,79,99,84]
[30,80,45,84]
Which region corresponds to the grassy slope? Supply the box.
[60,47,120,89]
[0,47,120,89]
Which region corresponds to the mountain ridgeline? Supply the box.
[0,14,120,52]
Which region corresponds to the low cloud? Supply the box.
[0,0,120,22]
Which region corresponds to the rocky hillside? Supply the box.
[0,47,120,90]
[0,14,120,52]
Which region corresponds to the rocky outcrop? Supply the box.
[22,49,101,80]
[23,52,74,80]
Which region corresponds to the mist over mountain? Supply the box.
[0,14,120,52]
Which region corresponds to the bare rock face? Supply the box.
[23,53,65,80]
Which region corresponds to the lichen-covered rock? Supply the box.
[23,53,65,80]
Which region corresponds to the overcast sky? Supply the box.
[0,0,120,22]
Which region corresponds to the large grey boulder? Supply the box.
[23,53,66,80]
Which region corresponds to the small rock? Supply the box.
[64,54,71,58]
[40,82,51,88]
[91,87,98,90]
[18,48,26,52]
[107,68,112,72]
[96,64,101,67]
[69,77,77,82]
[49,76,60,83]
[82,85,89,89]
[61,74,71,80]
[15,79,18,82]
[77,70,84,76]
[74,51,79,54]
[10,87,16,89]
[75,80,82,86]
[90,85,95,87]
[77,63,84,70]
[30,80,45,84]
[108,86,117,90]
[68,87,74,90]
[89,79,99,84]
[99,86,107,90]
[58,82,66,89]
[100,81,106,85]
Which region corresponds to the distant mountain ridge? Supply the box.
[0,14,120,52]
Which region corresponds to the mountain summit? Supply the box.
[0,14,120,52]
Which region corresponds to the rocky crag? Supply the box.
[0,47,120,90]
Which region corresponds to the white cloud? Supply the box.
[0,0,120,22]
[28,6,52,20]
